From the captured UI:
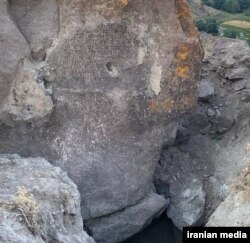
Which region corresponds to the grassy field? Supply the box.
[189,0,250,43]
[216,13,250,23]
[223,20,250,29]
[221,24,250,43]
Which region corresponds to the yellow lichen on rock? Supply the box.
[176,43,190,61]
[175,43,192,80]
[117,0,128,6]
[175,0,199,38]
[176,65,190,80]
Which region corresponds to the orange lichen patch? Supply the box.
[148,98,175,113]
[176,65,190,80]
[176,44,190,61]
[175,0,199,38]
[176,0,190,18]
[117,0,128,6]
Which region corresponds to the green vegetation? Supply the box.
[244,8,250,15]
[191,0,250,43]
[222,24,250,43]
[202,0,250,13]
[223,28,238,37]
[196,18,219,34]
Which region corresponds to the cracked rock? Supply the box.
[199,81,215,101]
[0,154,95,243]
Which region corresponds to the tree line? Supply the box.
[202,0,250,13]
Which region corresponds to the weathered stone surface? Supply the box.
[9,0,59,58]
[1,60,53,127]
[167,183,205,230]
[198,80,214,101]
[206,108,216,117]
[154,146,207,229]
[0,154,95,243]
[162,33,250,230]
[214,38,250,82]
[85,191,168,243]
[0,0,30,111]
[0,0,203,241]
[207,165,250,227]
[233,80,246,91]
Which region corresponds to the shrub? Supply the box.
[196,18,219,35]
[223,28,238,37]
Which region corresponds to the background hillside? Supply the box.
[189,0,250,43]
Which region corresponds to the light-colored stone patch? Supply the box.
[4,60,53,123]
[137,47,146,65]
[149,55,162,96]
[207,164,250,227]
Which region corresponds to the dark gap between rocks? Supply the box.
[122,214,182,243]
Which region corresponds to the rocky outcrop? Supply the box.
[207,164,250,226]
[86,192,167,243]
[0,154,95,243]
[0,0,30,113]
[154,34,250,230]
[0,0,54,126]
[0,0,203,241]
[155,146,206,229]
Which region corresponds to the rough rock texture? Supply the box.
[0,0,54,126]
[154,34,250,230]
[207,164,250,226]
[198,80,214,101]
[0,0,203,241]
[0,0,30,109]
[10,0,59,59]
[0,154,95,243]
[154,143,207,229]
[86,192,168,243]
[1,60,53,126]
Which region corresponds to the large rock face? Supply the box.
[154,146,206,230]
[0,154,95,243]
[207,164,250,227]
[0,0,203,241]
[154,34,250,230]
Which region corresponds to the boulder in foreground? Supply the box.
[0,154,95,243]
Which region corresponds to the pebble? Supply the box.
[207,108,216,117]
[233,80,246,91]
[220,91,226,98]
[199,81,215,101]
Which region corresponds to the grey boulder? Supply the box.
[154,147,206,230]
[0,154,95,243]
[198,80,215,101]
[0,1,203,242]
[207,165,250,226]
[85,191,168,243]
